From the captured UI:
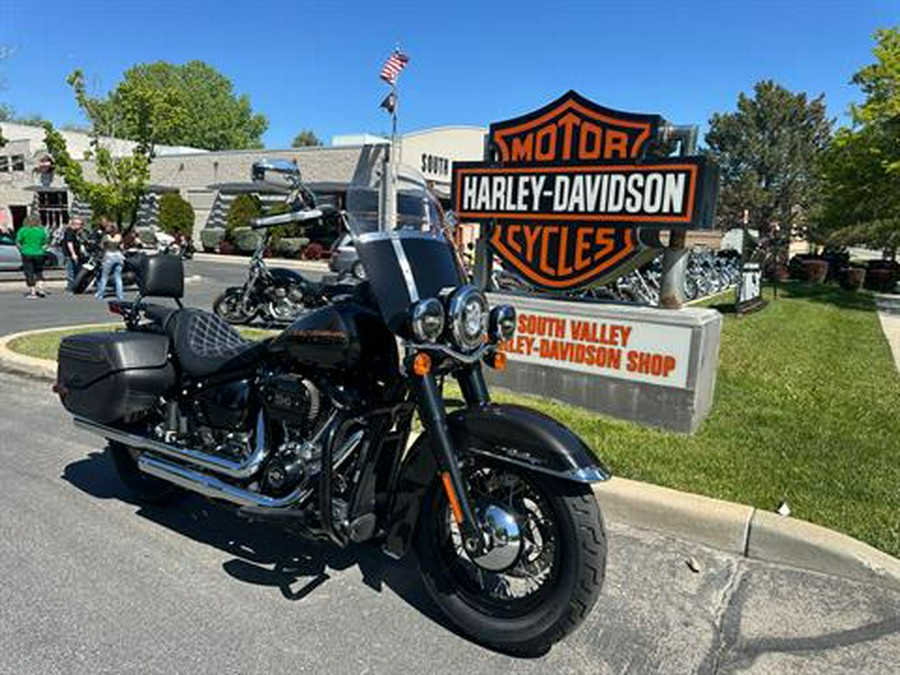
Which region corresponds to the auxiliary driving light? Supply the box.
[411,298,445,343]
[489,304,517,343]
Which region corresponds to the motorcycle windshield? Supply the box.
[346,151,464,333]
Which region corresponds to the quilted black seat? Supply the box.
[167,309,266,378]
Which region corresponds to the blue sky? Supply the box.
[0,1,896,148]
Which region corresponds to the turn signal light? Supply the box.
[412,352,432,376]
[485,351,507,371]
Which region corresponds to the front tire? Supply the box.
[213,287,254,324]
[416,460,606,655]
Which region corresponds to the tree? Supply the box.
[820,28,900,256]
[157,193,195,237]
[79,61,268,151]
[705,81,832,236]
[42,69,159,225]
[291,130,321,147]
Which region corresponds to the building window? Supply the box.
[37,191,69,231]
[11,155,25,172]
[0,156,8,173]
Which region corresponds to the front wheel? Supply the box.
[416,459,606,655]
[213,287,255,324]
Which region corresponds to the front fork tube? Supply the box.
[414,371,485,555]
[456,362,490,406]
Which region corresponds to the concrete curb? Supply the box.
[192,252,329,273]
[594,478,900,591]
[2,325,899,591]
[0,324,118,382]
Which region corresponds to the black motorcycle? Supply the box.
[54,158,608,654]
[213,217,325,325]
[71,229,142,294]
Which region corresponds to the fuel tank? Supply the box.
[271,303,397,376]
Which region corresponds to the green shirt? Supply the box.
[15,225,48,257]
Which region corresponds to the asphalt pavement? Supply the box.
[1,374,898,674]
[0,258,325,334]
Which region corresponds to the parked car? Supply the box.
[328,233,366,280]
[0,233,64,271]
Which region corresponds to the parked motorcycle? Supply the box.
[54,158,608,655]
[154,230,195,260]
[212,220,325,325]
[71,229,142,294]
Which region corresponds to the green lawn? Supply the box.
[7,325,275,361]
[7,285,899,557]
[482,283,900,558]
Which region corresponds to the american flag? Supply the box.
[380,50,409,85]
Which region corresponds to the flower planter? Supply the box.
[839,267,866,291]
[801,259,828,283]
[864,268,896,292]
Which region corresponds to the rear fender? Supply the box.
[383,403,609,559]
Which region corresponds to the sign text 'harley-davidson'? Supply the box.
[452,91,718,290]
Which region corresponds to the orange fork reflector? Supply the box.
[441,472,464,524]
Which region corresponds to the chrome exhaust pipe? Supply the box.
[74,412,269,480]
[138,454,311,508]
[136,428,365,509]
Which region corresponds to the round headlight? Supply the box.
[449,285,488,351]
[411,298,445,343]
[489,304,517,342]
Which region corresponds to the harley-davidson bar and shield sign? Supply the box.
[452,91,719,290]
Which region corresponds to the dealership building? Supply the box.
[0,121,487,247]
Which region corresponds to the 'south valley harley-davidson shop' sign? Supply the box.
[452,91,719,290]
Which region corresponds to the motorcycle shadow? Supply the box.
[62,451,454,632]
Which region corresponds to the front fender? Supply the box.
[383,403,609,559]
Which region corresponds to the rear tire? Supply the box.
[108,441,185,505]
[416,461,606,655]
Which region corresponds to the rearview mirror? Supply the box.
[251,159,301,184]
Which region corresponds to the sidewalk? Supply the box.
[875,293,900,372]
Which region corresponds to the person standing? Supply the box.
[94,219,125,301]
[62,217,86,292]
[15,213,49,299]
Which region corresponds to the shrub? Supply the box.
[274,237,309,258]
[232,227,263,254]
[158,193,195,238]
[801,259,828,283]
[200,227,225,252]
[218,240,235,255]
[225,194,261,242]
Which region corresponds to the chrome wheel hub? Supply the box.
[469,503,522,572]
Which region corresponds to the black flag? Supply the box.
[380,91,396,114]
